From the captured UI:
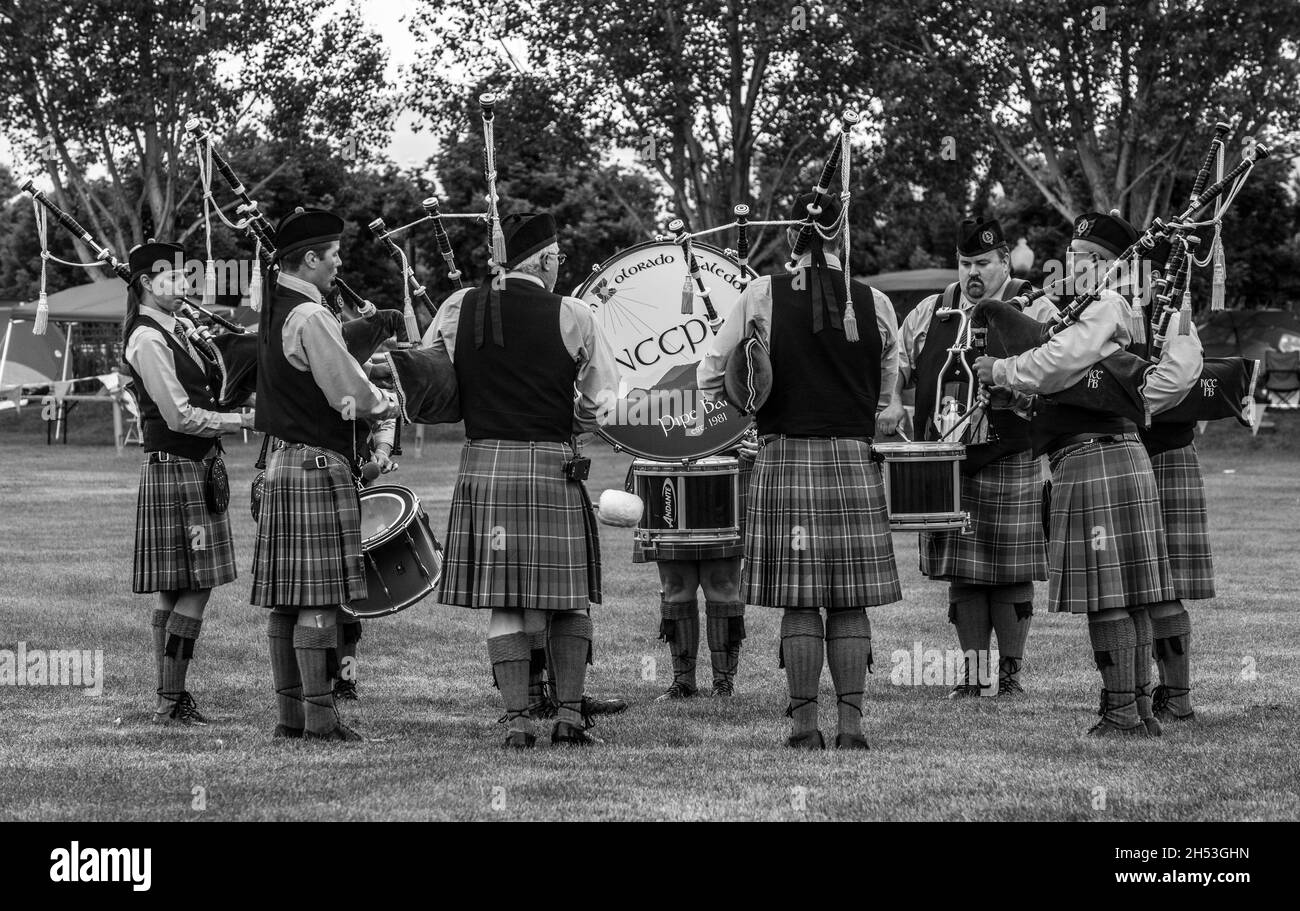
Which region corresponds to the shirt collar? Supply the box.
[505,271,546,289]
[277,271,324,303]
[139,304,177,332]
[793,251,843,270]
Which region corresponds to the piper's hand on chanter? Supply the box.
[973,355,998,386]
[374,446,397,474]
[876,401,906,437]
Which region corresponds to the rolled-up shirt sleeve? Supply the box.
[872,288,900,411]
[125,329,245,437]
[422,288,471,361]
[1144,322,1204,414]
[992,292,1129,395]
[697,277,770,399]
[560,297,621,432]
[287,305,392,420]
[896,294,938,390]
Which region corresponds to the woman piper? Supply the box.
[123,240,255,725]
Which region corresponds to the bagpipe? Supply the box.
[971,126,1269,429]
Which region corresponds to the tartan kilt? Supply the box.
[742,437,901,609]
[250,444,366,608]
[133,456,236,593]
[920,449,1047,584]
[1045,435,1174,614]
[631,454,753,563]
[1150,443,1215,600]
[438,440,599,611]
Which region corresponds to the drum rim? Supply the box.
[577,240,753,462]
[873,441,967,456]
[631,455,740,471]
[358,484,420,548]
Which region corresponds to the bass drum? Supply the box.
[575,240,753,461]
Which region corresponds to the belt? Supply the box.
[1048,432,1137,461]
[147,447,217,463]
[271,440,353,472]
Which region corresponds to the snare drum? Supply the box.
[631,456,741,558]
[344,485,443,618]
[575,240,753,461]
[872,442,969,532]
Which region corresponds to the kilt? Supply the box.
[133,455,236,593]
[631,454,754,563]
[1150,443,1215,600]
[250,444,366,608]
[742,436,901,609]
[438,440,599,611]
[1045,434,1174,614]
[920,450,1047,585]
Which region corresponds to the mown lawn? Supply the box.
[1,413,1297,820]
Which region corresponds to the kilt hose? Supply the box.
[438,440,600,611]
[632,453,754,563]
[250,443,366,608]
[133,455,236,593]
[1150,443,1215,600]
[1045,434,1174,614]
[743,436,901,609]
[919,449,1047,585]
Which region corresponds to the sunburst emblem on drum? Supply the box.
[591,276,658,341]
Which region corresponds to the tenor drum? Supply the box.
[631,456,740,554]
[575,241,753,461]
[345,485,443,618]
[872,442,969,532]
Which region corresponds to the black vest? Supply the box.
[914,279,1032,470]
[756,271,883,438]
[255,282,360,458]
[127,314,221,460]
[454,280,576,442]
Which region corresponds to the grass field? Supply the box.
[1,410,1298,821]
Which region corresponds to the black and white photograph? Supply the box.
[0,0,1297,874]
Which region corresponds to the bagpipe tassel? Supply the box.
[33,291,49,336]
[403,297,419,343]
[842,298,860,342]
[203,258,218,307]
[1178,289,1193,336]
[248,240,263,312]
[680,274,694,314]
[491,224,507,270]
[1211,236,1227,311]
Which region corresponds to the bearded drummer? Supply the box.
[698,193,903,750]
[426,211,621,749]
[124,241,255,725]
[251,207,401,743]
[974,211,1177,736]
[878,216,1055,698]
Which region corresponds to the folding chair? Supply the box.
[1262,349,1300,409]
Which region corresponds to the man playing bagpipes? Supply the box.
[698,193,903,750]
[975,212,1184,736]
[124,241,256,726]
[879,216,1055,698]
[425,212,620,749]
[250,207,402,742]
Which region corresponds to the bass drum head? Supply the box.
[358,485,417,548]
[577,240,753,461]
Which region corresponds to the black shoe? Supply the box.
[303,722,365,742]
[1151,684,1196,722]
[1086,717,1149,737]
[504,730,536,750]
[948,683,982,699]
[163,692,208,726]
[582,695,628,715]
[835,732,870,750]
[551,721,604,746]
[655,681,699,702]
[333,679,358,701]
[273,723,304,739]
[1086,688,1147,737]
[786,729,826,750]
[712,678,735,697]
[996,676,1026,698]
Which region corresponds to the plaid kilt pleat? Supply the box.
[631,454,753,563]
[742,437,901,609]
[920,450,1047,584]
[1046,435,1174,614]
[438,440,599,611]
[1150,443,1215,600]
[133,457,236,593]
[250,445,365,608]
